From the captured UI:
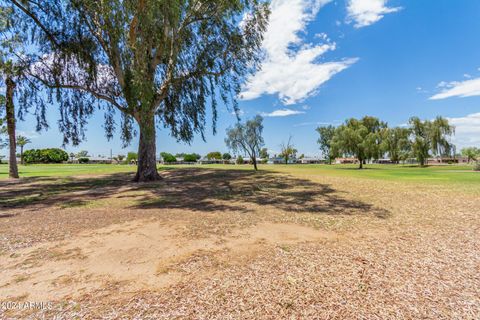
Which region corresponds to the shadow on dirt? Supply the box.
[0,168,389,218]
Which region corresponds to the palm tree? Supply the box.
[16,135,31,165]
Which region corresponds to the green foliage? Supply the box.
[236,155,244,164]
[15,135,30,148]
[381,127,411,163]
[76,150,89,158]
[160,152,176,163]
[78,157,89,164]
[117,154,125,161]
[23,148,69,163]
[12,0,269,181]
[259,147,269,159]
[206,152,222,160]
[183,154,199,162]
[331,116,386,169]
[316,125,336,164]
[222,153,232,160]
[409,116,454,166]
[461,147,480,163]
[474,162,480,171]
[225,115,264,170]
[126,152,138,163]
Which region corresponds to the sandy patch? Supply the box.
[0,219,334,301]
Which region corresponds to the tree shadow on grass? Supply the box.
[0,168,389,219]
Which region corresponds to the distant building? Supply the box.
[334,157,358,164]
[427,157,469,165]
[372,158,395,164]
[70,156,113,164]
[267,157,296,164]
[298,157,324,164]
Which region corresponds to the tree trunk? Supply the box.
[133,113,161,182]
[358,158,363,169]
[20,146,24,165]
[6,77,19,179]
[253,156,258,171]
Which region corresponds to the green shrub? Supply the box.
[23,148,69,163]
[207,151,222,160]
[222,153,232,160]
[474,162,480,171]
[183,154,198,162]
[160,152,176,163]
[78,157,89,163]
[126,152,138,164]
[236,155,244,164]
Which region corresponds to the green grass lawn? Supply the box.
[1,163,478,185]
[0,163,137,179]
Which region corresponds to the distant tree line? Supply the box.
[317,116,457,169]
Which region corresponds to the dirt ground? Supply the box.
[0,167,478,319]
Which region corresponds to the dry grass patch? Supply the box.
[0,167,478,319]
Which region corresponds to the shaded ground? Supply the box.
[0,167,478,319]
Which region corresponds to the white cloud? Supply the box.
[261,108,305,117]
[241,0,357,105]
[447,113,480,148]
[293,121,332,127]
[346,0,401,28]
[16,130,40,139]
[429,77,480,100]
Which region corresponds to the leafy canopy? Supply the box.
[331,116,386,167]
[8,0,269,146]
[316,125,336,163]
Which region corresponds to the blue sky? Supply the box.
[6,0,480,158]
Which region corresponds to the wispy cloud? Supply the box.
[241,0,357,105]
[346,0,401,28]
[429,77,480,100]
[293,121,333,127]
[17,130,40,139]
[447,113,480,148]
[261,109,305,117]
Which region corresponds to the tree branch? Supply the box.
[10,0,60,48]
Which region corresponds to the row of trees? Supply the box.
[316,116,456,168]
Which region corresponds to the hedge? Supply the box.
[23,148,69,164]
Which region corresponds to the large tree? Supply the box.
[225,115,264,170]
[316,125,336,164]
[430,116,455,157]
[409,116,454,166]
[381,127,411,163]
[8,0,269,181]
[409,117,430,166]
[331,116,386,169]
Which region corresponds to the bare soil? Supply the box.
[0,168,478,319]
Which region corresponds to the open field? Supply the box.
[0,164,479,319]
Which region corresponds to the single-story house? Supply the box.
[298,157,324,164]
[334,157,358,164]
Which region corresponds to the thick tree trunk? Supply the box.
[6,77,19,179]
[133,113,161,182]
[253,156,258,171]
[358,158,363,169]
